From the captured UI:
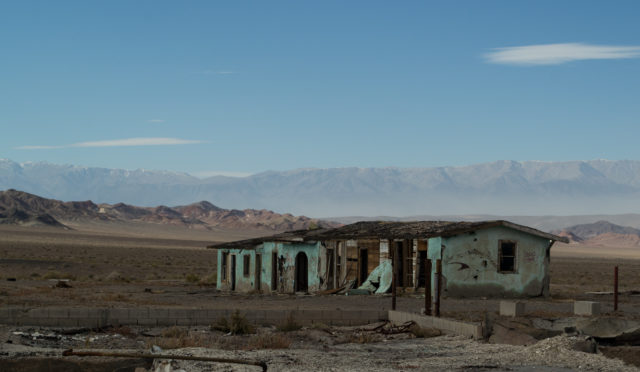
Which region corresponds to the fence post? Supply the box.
[614,266,619,311]
[434,259,442,317]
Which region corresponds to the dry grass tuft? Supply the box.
[211,310,255,335]
[277,312,302,332]
[246,333,291,349]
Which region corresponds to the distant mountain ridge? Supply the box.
[554,221,640,247]
[3,159,640,216]
[0,189,332,232]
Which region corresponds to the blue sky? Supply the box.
[1,1,639,177]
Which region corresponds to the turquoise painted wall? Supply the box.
[438,226,551,297]
[217,241,325,293]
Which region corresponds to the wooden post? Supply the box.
[392,240,397,311]
[614,265,619,311]
[434,259,442,317]
[424,258,432,316]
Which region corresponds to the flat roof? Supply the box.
[208,220,569,250]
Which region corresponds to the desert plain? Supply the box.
[1,222,640,371]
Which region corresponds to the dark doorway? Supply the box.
[255,254,262,291]
[230,255,236,291]
[395,241,404,287]
[358,249,368,285]
[295,252,308,292]
[417,251,428,287]
[271,252,278,291]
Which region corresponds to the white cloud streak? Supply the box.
[485,43,640,66]
[16,137,204,150]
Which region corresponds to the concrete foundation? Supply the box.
[0,307,388,328]
[388,310,482,339]
[500,301,525,317]
[574,301,601,316]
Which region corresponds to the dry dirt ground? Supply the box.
[1,225,640,371]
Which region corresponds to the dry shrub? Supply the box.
[199,273,216,286]
[211,311,254,335]
[277,312,302,332]
[162,326,188,338]
[246,333,291,349]
[185,273,200,283]
[409,324,441,338]
[148,329,207,349]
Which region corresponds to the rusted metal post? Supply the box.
[424,258,432,316]
[392,244,397,310]
[434,259,442,317]
[614,265,619,311]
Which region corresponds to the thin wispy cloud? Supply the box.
[147,119,165,123]
[485,43,640,66]
[16,137,204,150]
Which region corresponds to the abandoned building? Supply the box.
[208,220,569,298]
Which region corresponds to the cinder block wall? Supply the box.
[0,307,388,328]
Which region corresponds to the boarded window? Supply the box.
[499,241,516,273]
[221,252,228,281]
[243,255,251,277]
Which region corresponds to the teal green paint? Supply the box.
[217,241,325,293]
[440,226,551,297]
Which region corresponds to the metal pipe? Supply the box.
[614,265,619,311]
[62,349,267,371]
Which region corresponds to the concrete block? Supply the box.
[389,310,482,339]
[48,308,69,318]
[137,318,158,327]
[27,308,49,318]
[207,310,227,319]
[148,308,170,318]
[129,308,150,320]
[574,301,601,316]
[52,318,79,327]
[108,309,130,320]
[69,308,91,318]
[168,309,190,318]
[156,318,177,326]
[176,318,194,326]
[500,301,525,317]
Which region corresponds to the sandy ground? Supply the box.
[1,225,640,371]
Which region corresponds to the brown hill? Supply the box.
[555,220,640,247]
[0,189,336,232]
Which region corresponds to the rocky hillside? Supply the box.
[555,221,640,246]
[0,189,333,232]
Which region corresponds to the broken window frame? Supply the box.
[498,240,517,273]
[243,254,251,277]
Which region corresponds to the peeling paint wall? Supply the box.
[216,246,262,292]
[216,241,326,294]
[438,226,551,298]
